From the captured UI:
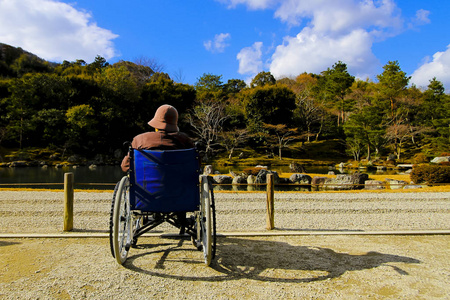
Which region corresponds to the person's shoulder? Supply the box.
[131,132,160,147]
[133,131,159,140]
[171,131,194,147]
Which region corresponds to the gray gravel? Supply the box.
[0,190,449,233]
[0,190,449,299]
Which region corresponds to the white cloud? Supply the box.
[217,0,277,10]
[0,0,118,62]
[204,33,231,53]
[410,45,450,90]
[269,0,403,78]
[237,41,263,77]
[274,0,403,36]
[413,9,431,25]
[270,28,378,78]
[228,0,417,80]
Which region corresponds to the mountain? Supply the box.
[0,43,56,77]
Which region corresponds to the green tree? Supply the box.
[319,61,355,126]
[195,73,225,101]
[250,71,276,88]
[65,104,98,151]
[10,53,50,76]
[243,85,296,132]
[376,61,410,121]
[32,109,66,146]
[344,106,384,160]
[224,78,246,95]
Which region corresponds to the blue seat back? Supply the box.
[129,148,200,213]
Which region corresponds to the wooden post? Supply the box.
[266,173,274,230]
[63,172,74,231]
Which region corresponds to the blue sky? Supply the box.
[0,0,449,90]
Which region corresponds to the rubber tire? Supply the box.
[200,175,212,266]
[112,176,131,265]
[109,181,120,258]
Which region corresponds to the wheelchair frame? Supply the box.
[109,148,216,266]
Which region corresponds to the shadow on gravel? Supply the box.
[123,237,421,283]
[0,240,21,247]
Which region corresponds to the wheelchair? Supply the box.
[109,148,216,266]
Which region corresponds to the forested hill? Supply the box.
[0,43,449,164]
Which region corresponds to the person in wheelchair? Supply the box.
[111,104,216,265]
[120,104,195,228]
[121,104,194,172]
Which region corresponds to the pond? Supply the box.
[0,164,398,190]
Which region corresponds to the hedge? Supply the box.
[410,165,450,184]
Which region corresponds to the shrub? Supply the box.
[412,153,428,164]
[410,165,450,184]
[440,152,450,156]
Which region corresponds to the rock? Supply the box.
[396,164,413,170]
[213,175,232,184]
[247,175,256,184]
[430,156,450,164]
[89,164,97,170]
[387,154,397,161]
[328,171,335,175]
[10,161,27,167]
[289,162,306,173]
[289,174,312,185]
[385,179,408,189]
[325,173,369,190]
[232,175,247,185]
[255,169,279,184]
[311,176,329,191]
[364,180,385,190]
[203,165,214,175]
[403,184,424,189]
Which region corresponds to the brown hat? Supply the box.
[148,104,179,132]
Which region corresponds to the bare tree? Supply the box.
[219,128,249,159]
[187,100,229,161]
[263,123,300,160]
[134,55,165,73]
[172,68,186,83]
[385,124,425,160]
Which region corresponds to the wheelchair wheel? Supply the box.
[209,180,217,260]
[112,176,132,264]
[109,181,120,258]
[200,175,212,266]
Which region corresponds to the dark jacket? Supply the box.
[121,131,194,172]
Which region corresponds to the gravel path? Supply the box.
[0,190,449,233]
[0,190,449,299]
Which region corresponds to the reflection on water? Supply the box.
[0,166,124,189]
